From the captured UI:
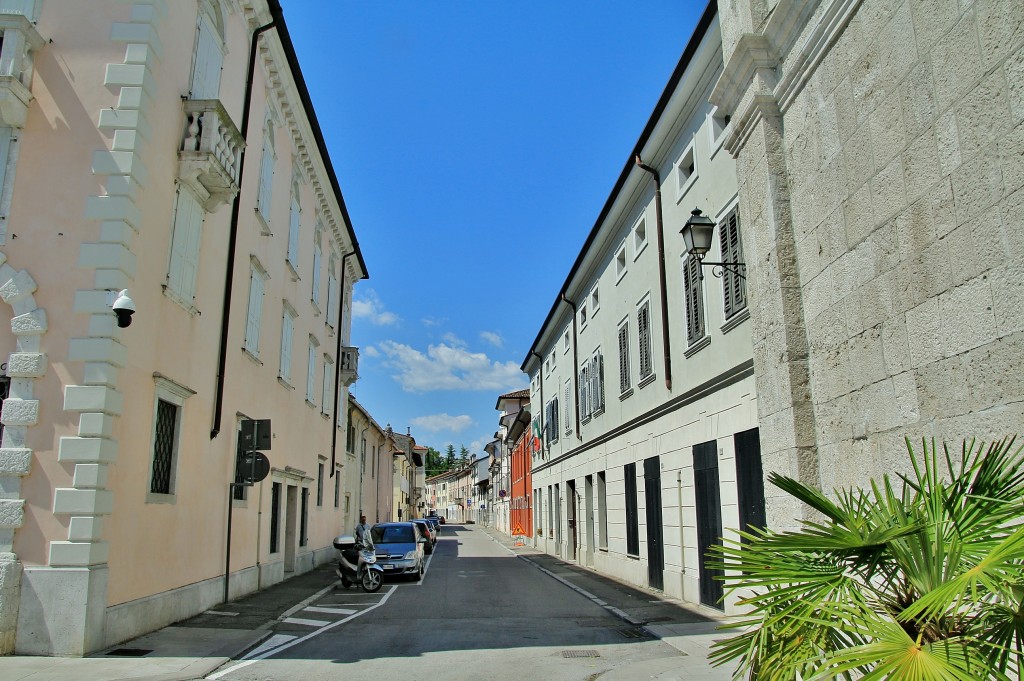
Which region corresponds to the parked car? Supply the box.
[370,522,426,580]
[424,516,440,535]
[428,510,445,525]
[411,519,436,553]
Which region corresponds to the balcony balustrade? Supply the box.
[0,14,44,128]
[178,99,244,211]
[339,346,359,387]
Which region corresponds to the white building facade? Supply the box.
[524,5,763,614]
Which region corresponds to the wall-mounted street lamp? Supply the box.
[680,208,746,280]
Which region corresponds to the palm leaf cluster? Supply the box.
[711,437,1024,680]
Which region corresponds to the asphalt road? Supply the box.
[208,524,690,681]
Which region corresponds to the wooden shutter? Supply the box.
[638,302,652,379]
[287,195,300,265]
[550,396,559,441]
[720,208,746,319]
[618,323,631,394]
[579,364,589,419]
[245,269,264,354]
[327,273,338,328]
[258,135,274,218]
[306,341,316,402]
[683,256,705,345]
[0,127,12,198]
[312,242,322,306]
[280,312,293,380]
[190,14,223,99]
[563,380,571,434]
[594,354,605,412]
[322,360,332,415]
[168,188,204,301]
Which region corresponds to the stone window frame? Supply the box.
[632,212,648,260]
[707,105,730,160]
[674,138,698,204]
[146,374,196,504]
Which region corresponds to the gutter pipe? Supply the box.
[330,251,356,477]
[635,156,673,392]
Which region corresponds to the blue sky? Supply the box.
[286,1,706,456]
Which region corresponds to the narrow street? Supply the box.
[207,524,697,681]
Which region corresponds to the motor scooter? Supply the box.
[333,535,383,593]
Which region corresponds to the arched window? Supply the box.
[190,0,226,99]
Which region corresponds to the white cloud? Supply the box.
[421,317,446,327]
[361,345,381,358]
[479,331,504,348]
[442,332,466,347]
[410,413,474,433]
[378,340,524,393]
[352,289,398,326]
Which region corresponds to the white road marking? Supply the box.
[304,606,356,615]
[281,617,331,627]
[244,634,296,658]
[207,585,397,679]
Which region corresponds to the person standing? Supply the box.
[354,514,370,548]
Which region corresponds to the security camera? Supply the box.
[110,289,135,328]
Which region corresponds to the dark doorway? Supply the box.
[584,475,595,567]
[734,428,766,536]
[693,440,723,609]
[567,479,577,561]
[624,463,639,556]
[643,456,664,590]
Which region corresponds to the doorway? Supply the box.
[584,475,595,567]
[643,456,664,590]
[693,441,723,609]
[554,483,561,556]
[284,484,298,573]
[567,479,577,561]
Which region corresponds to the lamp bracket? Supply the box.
[695,259,747,280]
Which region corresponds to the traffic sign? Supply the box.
[239,451,270,483]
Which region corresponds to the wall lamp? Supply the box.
[680,208,746,280]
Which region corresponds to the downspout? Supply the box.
[635,156,673,391]
[530,351,544,457]
[559,293,581,439]
[211,16,279,439]
[329,251,356,477]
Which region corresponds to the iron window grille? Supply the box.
[150,399,177,494]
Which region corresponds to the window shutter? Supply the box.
[245,269,264,354]
[684,256,705,344]
[563,380,571,434]
[720,209,746,319]
[326,274,338,328]
[306,342,316,403]
[258,137,274,218]
[618,323,631,393]
[579,365,589,419]
[312,242,322,306]
[0,127,12,199]
[638,302,652,379]
[287,196,300,265]
[550,396,559,442]
[593,354,605,413]
[190,15,223,99]
[322,361,332,415]
[280,312,293,380]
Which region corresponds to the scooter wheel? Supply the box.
[361,569,382,593]
[340,576,351,589]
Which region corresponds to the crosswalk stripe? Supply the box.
[246,634,297,658]
[304,606,357,615]
[282,617,331,627]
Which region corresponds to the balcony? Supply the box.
[0,13,44,128]
[338,346,359,387]
[178,99,244,212]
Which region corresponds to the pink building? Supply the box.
[0,0,367,655]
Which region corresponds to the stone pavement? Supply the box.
[0,525,741,681]
[477,524,740,681]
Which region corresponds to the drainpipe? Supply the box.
[635,156,673,391]
[559,293,581,439]
[211,16,279,439]
[329,251,356,477]
[530,351,544,456]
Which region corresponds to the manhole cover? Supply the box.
[562,649,601,658]
[105,648,153,657]
[619,627,649,639]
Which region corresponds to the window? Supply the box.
[615,243,628,281]
[675,141,697,201]
[719,207,747,320]
[683,255,706,346]
[597,471,608,549]
[190,2,224,99]
[311,227,322,312]
[579,301,588,329]
[624,463,639,556]
[244,259,267,356]
[590,285,600,315]
[326,255,339,330]
[279,303,295,383]
[548,349,556,372]
[269,481,281,553]
[300,487,309,546]
[257,116,275,224]
[578,351,605,421]
[165,187,204,307]
[544,396,559,444]
[637,300,654,383]
[0,375,7,444]
[149,376,194,498]
[563,379,572,436]
[317,461,324,506]
[633,215,647,256]
[334,470,340,508]
[617,320,631,396]
[708,106,730,156]
[287,176,301,271]
[306,336,319,404]
[321,355,333,416]
[563,328,570,354]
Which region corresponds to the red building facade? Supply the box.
[509,431,534,537]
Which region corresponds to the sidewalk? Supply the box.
[478,524,739,681]
[1,563,341,681]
